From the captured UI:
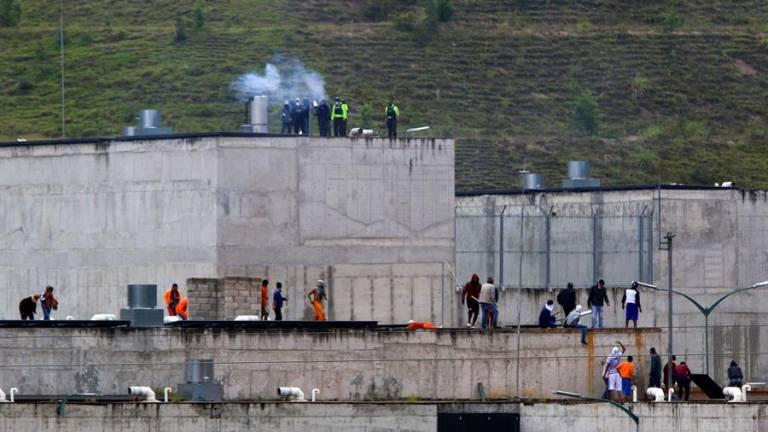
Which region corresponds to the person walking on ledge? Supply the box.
[308,280,327,321]
[273,282,288,321]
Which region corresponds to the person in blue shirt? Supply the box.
[538,300,557,328]
[273,282,288,321]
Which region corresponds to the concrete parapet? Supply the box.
[0,326,659,401]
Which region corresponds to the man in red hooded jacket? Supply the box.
[461,274,482,328]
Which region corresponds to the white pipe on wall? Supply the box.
[164,387,173,403]
[9,388,17,403]
[311,388,320,402]
[277,387,305,402]
[128,386,158,402]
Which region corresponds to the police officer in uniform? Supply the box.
[331,97,345,137]
[316,99,331,137]
[385,100,400,139]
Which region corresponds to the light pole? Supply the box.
[514,170,529,398]
[553,390,639,432]
[635,280,768,375]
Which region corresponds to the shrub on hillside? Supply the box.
[193,0,206,31]
[425,0,454,22]
[572,90,599,136]
[174,17,188,44]
[660,7,683,32]
[0,0,22,27]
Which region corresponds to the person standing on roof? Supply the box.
[316,99,331,137]
[675,361,692,400]
[601,341,626,401]
[564,305,589,345]
[281,101,292,134]
[649,347,662,388]
[478,276,499,329]
[331,97,345,136]
[616,355,637,402]
[461,273,482,328]
[273,282,288,321]
[260,279,270,320]
[385,100,400,139]
[308,280,327,321]
[340,99,350,136]
[163,283,181,317]
[557,282,577,318]
[291,98,305,134]
[40,285,58,321]
[588,279,610,329]
[622,281,642,328]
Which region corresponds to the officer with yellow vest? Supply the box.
[385,100,400,139]
[331,97,349,137]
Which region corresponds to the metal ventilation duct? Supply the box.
[178,359,224,401]
[562,160,601,189]
[120,284,164,326]
[521,173,545,190]
[139,110,161,129]
[127,284,157,309]
[185,359,215,384]
[567,160,590,179]
[122,109,173,136]
[241,95,268,133]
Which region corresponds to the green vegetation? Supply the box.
[572,90,599,136]
[2,1,768,190]
[0,0,22,26]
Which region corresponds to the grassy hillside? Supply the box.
[2,1,768,191]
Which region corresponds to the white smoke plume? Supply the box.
[230,55,328,103]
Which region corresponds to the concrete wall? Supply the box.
[0,401,765,432]
[456,188,768,385]
[0,136,454,323]
[0,327,658,400]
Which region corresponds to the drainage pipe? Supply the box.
[9,388,17,403]
[164,387,173,403]
[311,388,320,402]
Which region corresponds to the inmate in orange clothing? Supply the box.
[308,287,326,321]
[616,361,636,379]
[406,321,441,330]
[175,297,189,320]
[163,287,180,316]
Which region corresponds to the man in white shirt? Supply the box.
[478,277,499,329]
[621,282,642,328]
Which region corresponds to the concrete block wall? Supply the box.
[0,327,658,401]
[456,188,768,385]
[187,278,220,320]
[0,136,455,322]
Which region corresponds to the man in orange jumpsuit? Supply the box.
[307,280,327,321]
[176,296,189,320]
[260,279,270,320]
[163,283,181,316]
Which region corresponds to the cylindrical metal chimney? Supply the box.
[567,160,591,179]
[522,173,545,190]
[127,284,158,309]
[139,110,161,129]
[249,96,268,133]
[186,359,215,384]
